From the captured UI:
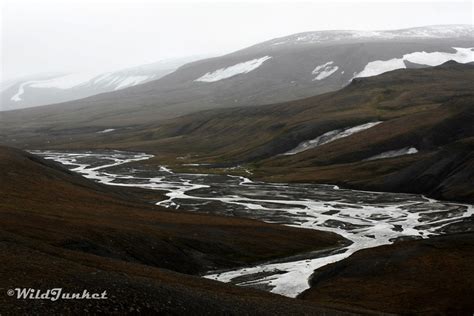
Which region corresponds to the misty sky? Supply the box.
[1,0,472,81]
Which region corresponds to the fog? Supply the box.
[1,0,472,81]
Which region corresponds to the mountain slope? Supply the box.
[1,25,472,135]
[0,56,204,111]
[0,145,349,314]
[36,62,472,202]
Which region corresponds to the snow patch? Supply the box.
[366,147,418,161]
[312,61,339,80]
[195,56,272,82]
[97,129,116,134]
[284,121,382,155]
[355,58,406,78]
[355,47,474,78]
[404,47,474,65]
[114,75,153,90]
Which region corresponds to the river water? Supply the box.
[31,150,474,297]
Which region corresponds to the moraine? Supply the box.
[30,150,474,297]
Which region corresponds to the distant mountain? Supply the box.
[0,56,206,111]
[1,25,472,133]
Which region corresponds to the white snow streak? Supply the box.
[284,121,382,155]
[97,129,116,134]
[11,81,34,102]
[195,56,272,82]
[114,75,152,90]
[366,147,418,161]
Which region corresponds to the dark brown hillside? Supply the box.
[259,137,474,203]
[0,146,344,274]
[0,146,350,314]
[0,236,360,315]
[299,232,474,315]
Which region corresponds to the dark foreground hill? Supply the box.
[1,148,472,314]
[0,146,351,315]
[299,232,474,315]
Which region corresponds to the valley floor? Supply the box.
[9,148,472,315]
[0,146,354,315]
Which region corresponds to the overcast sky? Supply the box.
[1,0,472,81]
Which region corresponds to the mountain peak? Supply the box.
[264,25,474,47]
